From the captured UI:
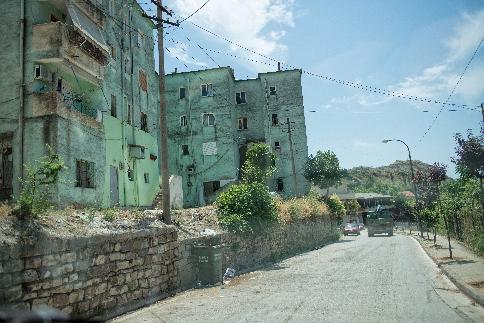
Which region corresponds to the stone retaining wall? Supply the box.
[0,217,338,319]
[178,217,339,289]
[0,227,179,319]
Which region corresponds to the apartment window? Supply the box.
[127,104,133,125]
[124,57,131,74]
[238,117,248,130]
[274,141,281,151]
[56,78,63,93]
[141,112,148,132]
[182,145,189,155]
[236,92,246,104]
[139,69,147,92]
[76,160,95,188]
[272,113,279,126]
[201,83,213,97]
[144,173,149,184]
[179,87,186,99]
[111,45,116,60]
[137,31,143,47]
[277,178,284,192]
[127,168,134,181]
[180,115,188,127]
[202,113,215,126]
[269,86,277,95]
[110,94,117,117]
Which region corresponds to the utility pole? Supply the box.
[286,117,299,197]
[145,0,179,224]
[481,103,484,129]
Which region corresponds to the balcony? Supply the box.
[32,91,102,129]
[32,22,109,84]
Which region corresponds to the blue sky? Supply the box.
[139,0,484,177]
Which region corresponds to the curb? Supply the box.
[410,235,484,308]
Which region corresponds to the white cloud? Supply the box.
[166,42,207,67]
[325,9,484,110]
[169,0,296,71]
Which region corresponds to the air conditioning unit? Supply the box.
[34,65,52,82]
[128,145,145,159]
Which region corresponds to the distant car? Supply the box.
[342,223,360,236]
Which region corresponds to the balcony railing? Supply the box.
[32,22,108,84]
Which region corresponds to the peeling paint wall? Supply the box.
[165,67,310,207]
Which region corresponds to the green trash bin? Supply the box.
[193,244,224,286]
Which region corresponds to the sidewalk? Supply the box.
[404,229,484,307]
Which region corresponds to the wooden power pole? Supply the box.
[145,0,179,224]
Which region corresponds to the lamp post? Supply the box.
[382,139,423,237]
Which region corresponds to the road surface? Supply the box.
[112,233,484,323]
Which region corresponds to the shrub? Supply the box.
[276,195,329,223]
[324,194,346,217]
[215,182,277,233]
[0,202,13,218]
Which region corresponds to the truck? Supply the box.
[366,206,393,237]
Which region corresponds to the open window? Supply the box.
[236,92,246,104]
[201,83,213,97]
[202,113,215,126]
[179,87,186,99]
[141,112,148,132]
[76,160,95,188]
[238,117,248,130]
[110,94,117,117]
[277,178,284,192]
[272,113,279,126]
[274,141,281,152]
[180,115,188,127]
[269,86,277,95]
[182,145,189,155]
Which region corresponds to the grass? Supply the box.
[275,196,329,224]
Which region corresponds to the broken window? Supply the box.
[274,141,281,151]
[272,113,279,126]
[34,65,52,82]
[56,78,63,93]
[180,115,188,127]
[201,83,213,97]
[139,69,147,92]
[203,181,221,197]
[238,117,248,130]
[182,145,189,155]
[144,173,149,184]
[127,168,134,181]
[277,178,284,192]
[110,94,117,117]
[202,113,215,126]
[236,92,246,104]
[141,112,148,132]
[269,86,277,95]
[179,87,186,99]
[76,160,95,188]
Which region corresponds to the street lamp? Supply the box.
[382,139,423,237]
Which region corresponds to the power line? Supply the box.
[184,20,480,110]
[178,0,212,24]
[415,35,484,147]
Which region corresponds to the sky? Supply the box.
[139,0,484,177]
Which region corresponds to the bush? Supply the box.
[324,194,346,217]
[215,182,277,233]
[276,195,329,223]
[0,202,13,218]
[468,230,484,256]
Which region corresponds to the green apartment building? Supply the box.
[0,0,161,207]
[165,67,310,208]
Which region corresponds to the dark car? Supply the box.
[342,223,360,236]
[367,207,394,237]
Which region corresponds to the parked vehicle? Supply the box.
[358,223,365,230]
[367,206,393,237]
[342,223,360,236]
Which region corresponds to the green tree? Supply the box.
[344,199,360,216]
[304,150,343,196]
[18,145,65,217]
[241,143,276,184]
[452,131,484,228]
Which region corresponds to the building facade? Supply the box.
[165,67,310,208]
[0,0,161,207]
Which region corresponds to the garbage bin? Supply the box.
[193,244,224,286]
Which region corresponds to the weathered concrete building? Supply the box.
[165,67,310,208]
[0,0,161,207]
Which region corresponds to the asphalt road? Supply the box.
[112,232,484,323]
